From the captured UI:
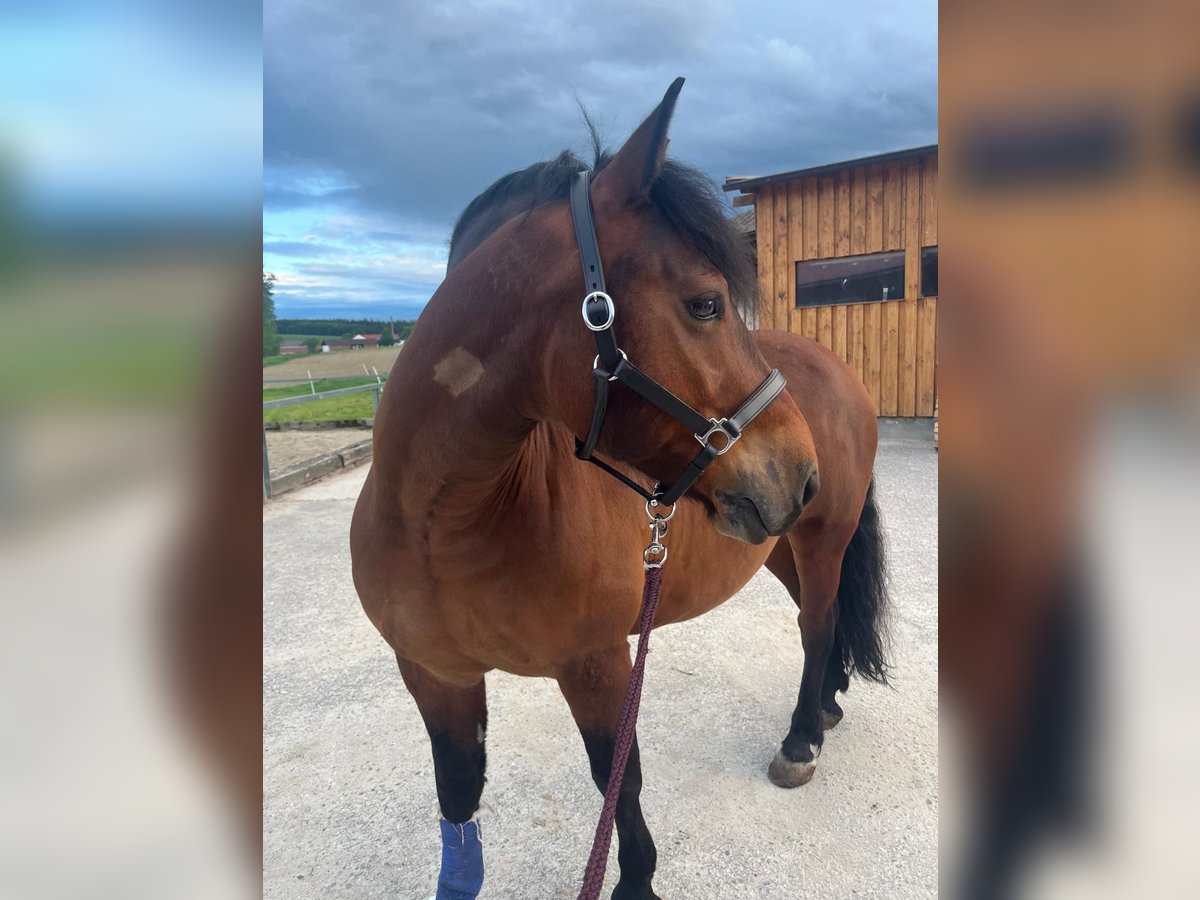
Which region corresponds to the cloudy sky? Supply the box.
[264,0,937,319]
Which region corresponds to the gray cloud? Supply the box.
[265,0,936,315]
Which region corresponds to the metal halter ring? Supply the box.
[581,291,616,331]
[645,496,676,523]
[696,418,740,455]
[593,348,628,381]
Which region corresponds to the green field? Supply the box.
[263,377,383,424]
[1,324,204,408]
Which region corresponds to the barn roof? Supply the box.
[723,144,937,193]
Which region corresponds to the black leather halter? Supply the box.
[569,170,787,507]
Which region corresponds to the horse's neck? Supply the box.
[377,345,533,516]
[373,235,575,533]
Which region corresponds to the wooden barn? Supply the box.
[725,145,938,417]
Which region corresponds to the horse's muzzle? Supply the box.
[713,463,819,544]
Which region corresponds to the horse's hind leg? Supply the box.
[763,525,853,788]
[764,537,849,731]
[558,644,660,900]
[396,655,488,900]
[819,620,851,729]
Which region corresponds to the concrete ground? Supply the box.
[263,426,937,899]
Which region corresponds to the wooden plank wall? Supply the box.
[753,152,937,416]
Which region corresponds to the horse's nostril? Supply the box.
[802,468,820,508]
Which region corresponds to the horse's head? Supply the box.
[547,79,820,543]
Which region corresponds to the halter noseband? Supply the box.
[568,169,787,507]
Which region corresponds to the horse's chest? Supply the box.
[440,530,769,668]
[373,500,774,677]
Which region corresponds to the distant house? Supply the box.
[322,334,383,352]
[279,341,308,356]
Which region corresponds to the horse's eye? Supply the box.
[687,295,721,320]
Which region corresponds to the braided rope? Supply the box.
[577,565,664,900]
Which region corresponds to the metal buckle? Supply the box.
[696,418,739,455]
[582,291,616,331]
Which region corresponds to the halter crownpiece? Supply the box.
[568,169,787,508]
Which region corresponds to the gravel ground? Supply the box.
[266,428,374,474]
[263,426,937,899]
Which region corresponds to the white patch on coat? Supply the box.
[433,347,484,397]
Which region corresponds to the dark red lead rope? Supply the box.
[577,565,664,900]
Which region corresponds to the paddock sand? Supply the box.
[265,428,373,474]
[264,346,403,380]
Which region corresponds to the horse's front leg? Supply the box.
[558,644,660,900]
[397,655,488,900]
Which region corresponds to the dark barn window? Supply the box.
[960,110,1133,190]
[795,251,904,307]
[921,246,938,297]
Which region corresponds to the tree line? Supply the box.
[264,274,280,356]
[277,318,417,341]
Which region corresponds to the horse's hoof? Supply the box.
[768,750,816,788]
[821,709,843,730]
[612,880,661,900]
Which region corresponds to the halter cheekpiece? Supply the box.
[568,169,787,508]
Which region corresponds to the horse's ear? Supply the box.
[592,77,684,208]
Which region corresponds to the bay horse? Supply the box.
[350,78,888,899]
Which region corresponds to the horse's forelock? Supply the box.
[448,132,755,318]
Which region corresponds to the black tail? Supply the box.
[835,479,890,683]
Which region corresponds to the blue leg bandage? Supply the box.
[436,818,484,900]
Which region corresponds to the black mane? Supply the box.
[448,149,601,260]
[448,133,756,315]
